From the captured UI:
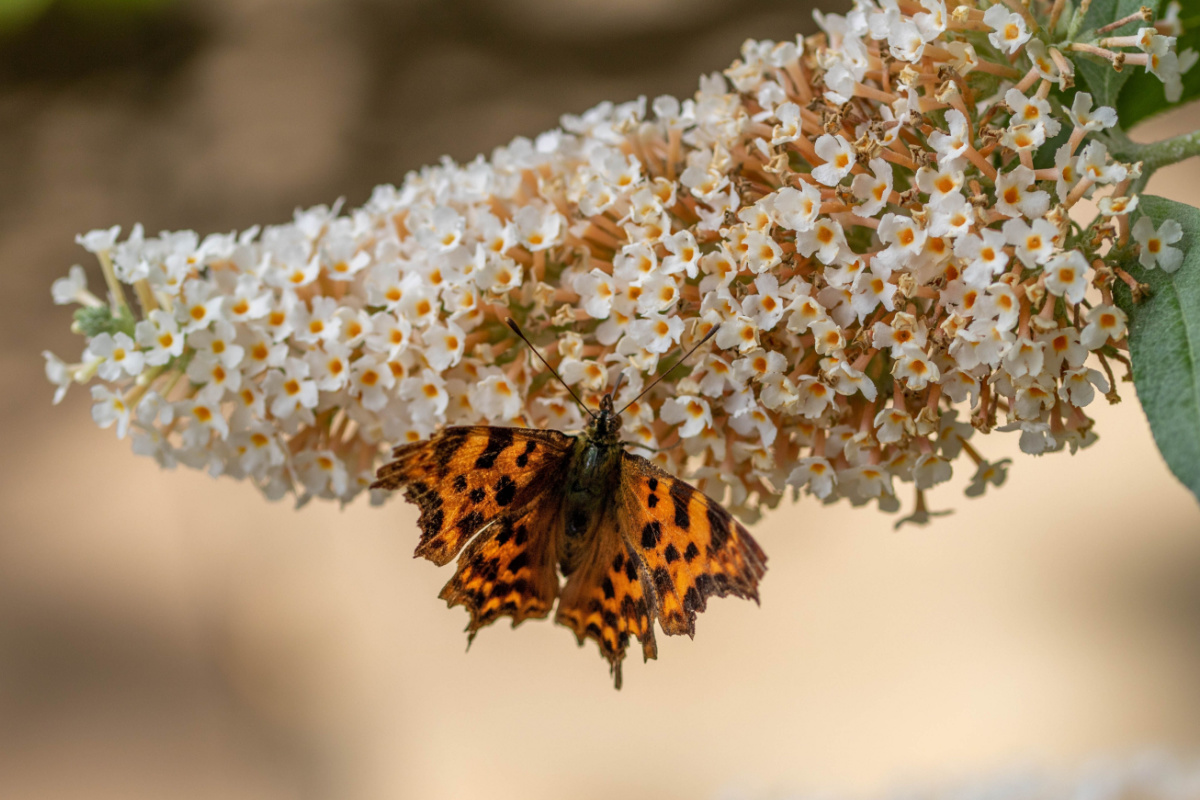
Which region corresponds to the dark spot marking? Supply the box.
[483,557,501,580]
[707,506,730,551]
[653,566,672,595]
[433,432,464,474]
[647,493,659,508]
[492,580,512,598]
[602,577,615,599]
[515,525,529,546]
[502,599,518,612]
[512,578,528,595]
[695,573,717,598]
[457,509,484,535]
[641,521,662,549]
[612,552,625,573]
[586,622,602,637]
[452,474,467,493]
[602,610,618,629]
[648,477,658,492]
[664,543,680,564]
[424,508,444,535]
[624,557,638,582]
[468,487,486,504]
[684,542,700,563]
[494,475,517,507]
[515,439,537,468]
[684,586,701,612]
[475,427,514,469]
[495,517,515,546]
[508,552,530,573]
[670,480,692,530]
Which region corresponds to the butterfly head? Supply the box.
[588,393,623,443]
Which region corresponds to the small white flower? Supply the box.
[43,351,73,404]
[91,385,131,438]
[770,183,823,231]
[1043,250,1090,304]
[52,265,97,306]
[1080,304,1127,350]
[470,369,524,422]
[787,457,837,499]
[1132,216,1185,272]
[995,166,1050,219]
[265,358,320,419]
[813,134,857,186]
[983,4,1030,54]
[86,332,145,381]
[1067,92,1117,133]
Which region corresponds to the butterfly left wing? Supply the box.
[439,492,565,640]
[372,425,573,565]
[372,425,575,640]
[617,452,768,637]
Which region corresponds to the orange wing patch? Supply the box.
[556,512,658,689]
[618,453,768,637]
[372,426,572,565]
[439,494,563,640]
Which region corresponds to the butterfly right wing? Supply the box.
[372,425,573,565]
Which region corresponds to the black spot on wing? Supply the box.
[494,475,517,506]
[452,474,467,493]
[508,551,530,573]
[624,556,638,582]
[664,543,680,564]
[515,439,537,468]
[647,493,659,508]
[433,429,466,476]
[602,577,615,599]
[669,480,692,530]
[457,509,485,537]
[707,505,731,551]
[475,427,514,469]
[641,521,662,550]
[652,566,672,595]
[468,487,486,504]
[515,524,528,546]
[494,516,515,546]
[648,477,658,492]
[683,542,700,563]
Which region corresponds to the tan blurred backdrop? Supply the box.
[2,1,1200,799]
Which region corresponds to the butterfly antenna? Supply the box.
[617,324,719,415]
[506,318,597,420]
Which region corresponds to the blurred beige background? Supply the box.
[2,1,1200,798]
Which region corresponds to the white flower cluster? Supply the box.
[45,0,1195,521]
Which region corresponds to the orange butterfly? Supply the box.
[372,321,767,688]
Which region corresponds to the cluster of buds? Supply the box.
[45,0,1195,523]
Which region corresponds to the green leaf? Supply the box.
[1117,13,1200,128]
[1074,53,1133,109]
[1113,195,1200,505]
[1070,0,1162,109]
[1080,0,1161,35]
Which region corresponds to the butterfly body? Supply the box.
[373,374,767,688]
[560,398,623,566]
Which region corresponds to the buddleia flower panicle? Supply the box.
[46,1,1197,522]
